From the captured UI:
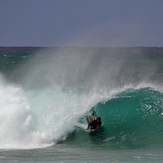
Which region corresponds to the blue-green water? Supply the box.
[0,47,163,162]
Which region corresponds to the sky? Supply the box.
[0,0,163,47]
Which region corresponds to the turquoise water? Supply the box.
[63,88,163,150]
[0,47,163,162]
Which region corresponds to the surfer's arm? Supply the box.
[95,122,102,131]
[88,116,91,123]
[88,114,95,123]
[91,114,95,121]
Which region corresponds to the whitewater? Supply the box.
[0,47,163,162]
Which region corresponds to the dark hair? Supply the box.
[97,117,101,121]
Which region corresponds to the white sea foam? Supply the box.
[0,76,111,149]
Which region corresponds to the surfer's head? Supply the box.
[97,117,101,122]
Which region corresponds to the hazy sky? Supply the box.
[0,0,163,47]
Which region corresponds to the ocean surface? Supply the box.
[0,47,163,162]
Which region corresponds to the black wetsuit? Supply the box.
[89,120,102,130]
